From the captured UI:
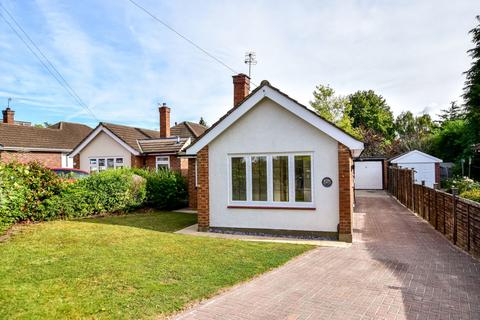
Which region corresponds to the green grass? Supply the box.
[0,211,311,319]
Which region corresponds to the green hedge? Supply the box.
[132,168,188,210]
[0,162,190,232]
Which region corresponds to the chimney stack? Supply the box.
[2,107,14,125]
[159,103,171,138]
[233,73,250,106]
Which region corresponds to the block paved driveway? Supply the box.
[174,191,480,320]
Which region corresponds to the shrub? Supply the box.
[0,162,64,224]
[443,176,480,194]
[133,168,188,210]
[45,169,147,218]
[460,189,480,203]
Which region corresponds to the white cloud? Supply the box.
[0,0,477,128]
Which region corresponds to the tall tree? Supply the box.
[464,16,480,143]
[309,85,358,137]
[437,101,465,123]
[348,90,395,140]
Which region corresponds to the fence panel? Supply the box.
[387,166,480,260]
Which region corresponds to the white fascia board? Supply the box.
[186,85,364,154]
[69,125,140,157]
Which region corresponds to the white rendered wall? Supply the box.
[79,131,132,171]
[208,98,340,232]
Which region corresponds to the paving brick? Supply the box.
[174,192,480,320]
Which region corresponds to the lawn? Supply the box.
[0,211,312,319]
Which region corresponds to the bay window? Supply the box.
[229,153,314,207]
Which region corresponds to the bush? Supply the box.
[460,189,480,203]
[0,162,64,225]
[442,176,480,194]
[45,169,147,219]
[133,168,188,210]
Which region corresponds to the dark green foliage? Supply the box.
[437,101,465,123]
[463,16,480,143]
[0,163,155,231]
[430,120,471,163]
[133,168,188,210]
[348,90,395,140]
[45,169,147,219]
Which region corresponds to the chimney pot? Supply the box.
[159,104,171,138]
[2,107,15,125]
[232,73,250,106]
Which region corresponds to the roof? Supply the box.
[101,122,159,153]
[70,122,196,156]
[0,121,92,151]
[185,80,364,156]
[138,137,190,154]
[171,121,207,139]
[389,150,442,163]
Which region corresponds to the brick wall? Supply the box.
[196,146,209,231]
[188,158,197,209]
[338,143,353,242]
[73,154,80,169]
[144,154,187,176]
[0,151,61,167]
[131,155,144,168]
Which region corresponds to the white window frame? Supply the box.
[227,152,315,208]
[88,156,125,173]
[156,156,170,171]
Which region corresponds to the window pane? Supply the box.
[273,156,289,202]
[157,164,169,171]
[107,158,114,169]
[231,157,247,201]
[251,156,267,201]
[116,158,123,164]
[295,156,312,202]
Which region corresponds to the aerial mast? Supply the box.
[244,51,257,79]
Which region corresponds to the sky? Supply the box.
[0,0,478,130]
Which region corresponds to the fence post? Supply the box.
[433,183,439,230]
[452,187,458,245]
[467,204,471,252]
[421,180,425,219]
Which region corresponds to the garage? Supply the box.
[354,158,385,190]
[389,150,442,188]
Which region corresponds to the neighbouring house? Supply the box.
[184,74,364,242]
[389,150,442,188]
[69,105,207,175]
[0,107,92,168]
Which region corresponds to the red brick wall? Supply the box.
[143,155,187,176]
[196,146,209,231]
[73,154,80,169]
[338,143,353,242]
[188,158,197,209]
[0,151,62,167]
[131,155,144,168]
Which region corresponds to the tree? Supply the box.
[198,117,208,127]
[437,101,465,123]
[394,111,416,138]
[463,16,480,143]
[348,90,395,140]
[309,85,358,137]
[430,120,470,163]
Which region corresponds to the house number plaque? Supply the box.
[322,177,333,188]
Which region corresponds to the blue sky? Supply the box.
[0,0,478,129]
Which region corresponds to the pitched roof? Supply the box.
[171,121,207,139]
[70,122,196,156]
[389,150,442,163]
[0,121,92,151]
[101,122,159,153]
[185,80,364,156]
[138,137,190,154]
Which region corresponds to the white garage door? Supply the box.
[354,161,383,190]
[399,163,435,188]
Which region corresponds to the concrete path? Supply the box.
[173,191,480,320]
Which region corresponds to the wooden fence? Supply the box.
[388,166,480,259]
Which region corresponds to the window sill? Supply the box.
[227,205,316,210]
